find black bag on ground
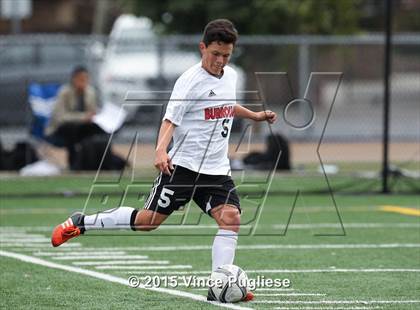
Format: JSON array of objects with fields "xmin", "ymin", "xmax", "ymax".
[
  {"xmin": 71, "ymin": 137, "xmax": 127, "ymax": 171},
  {"xmin": 243, "ymin": 133, "xmax": 291, "ymax": 170},
  {"xmin": 0, "ymin": 140, "xmax": 38, "ymax": 170}
]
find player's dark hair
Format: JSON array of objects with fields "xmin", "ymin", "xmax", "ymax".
[
  {"xmin": 202, "ymin": 19, "xmax": 238, "ymax": 47},
  {"xmin": 71, "ymin": 65, "xmax": 88, "ymax": 78}
]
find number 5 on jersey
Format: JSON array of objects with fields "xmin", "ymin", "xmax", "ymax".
[
  {"xmin": 158, "ymin": 188, "xmax": 175, "ymax": 208},
  {"xmin": 221, "ymin": 119, "xmax": 230, "ymax": 138}
]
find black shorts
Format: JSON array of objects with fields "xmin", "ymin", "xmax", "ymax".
[{"xmin": 144, "ymin": 165, "xmax": 241, "ymax": 216}]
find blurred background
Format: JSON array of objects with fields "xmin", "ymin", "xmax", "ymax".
[{"xmin": 0, "ymin": 0, "xmax": 419, "ymax": 194}]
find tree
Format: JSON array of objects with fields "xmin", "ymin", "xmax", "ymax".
[{"xmin": 131, "ymin": 0, "xmax": 362, "ymax": 35}]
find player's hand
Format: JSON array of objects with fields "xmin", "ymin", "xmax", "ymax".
[
  {"xmin": 154, "ymin": 150, "xmax": 174, "ymax": 175},
  {"xmin": 255, "ymin": 110, "xmax": 277, "ymax": 124}
]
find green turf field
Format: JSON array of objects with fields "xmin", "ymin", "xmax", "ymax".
[{"xmin": 1, "ymin": 173, "xmax": 419, "ymax": 309}]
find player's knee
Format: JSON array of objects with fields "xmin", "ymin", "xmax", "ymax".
[
  {"xmin": 213, "ymin": 205, "xmax": 241, "ymax": 231},
  {"xmin": 226, "ymin": 209, "xmax": 241, "ymax": 226}
]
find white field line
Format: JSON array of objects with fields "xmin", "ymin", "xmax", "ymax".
[
  {"xmin": 191, "ymin": 288, "xmax": 295, "ymax": 291},
  {"xmin": 34, "ymin": 251, "xmax": 127, "ymax": 256},
  {"xmin": 80, "ymin": 222, "xmax": 420, "ymax": 230},
  {"xmin": 136, "ymin": 275, "xmax": 208, "ymax": 279},
  {"xmin": 157, "ymin": 225, "xmax": 252, "ymax": 230},
  {"xmin": 26, "ymin": 243, "xmax": 419, "ymax": 252},
  {"xmin": 0, "ymin": 242, "xmax": 81, "ymax": 248},
  {"xmin": 77, "ymin": 225, "xmax": 251, "ymax": 230},
  {"xmin": 96, "ymin": 265, "xmax": 193, "ymax": 270},
  {"xmin": 273, "ymin": 307, "xmax": 381, "ymax": 310},
  {"xmin": 0, "ymin": 208, "xmax": 76, "ymax": 215},
  {"xmin": 0, "ymin": 205, "xmax": 374, "ymax": 215},
  {"xmin": 10, "ymin": 243, "xmax": 420, "ymax": 253},
  {"xmin": 254, "ymin": 293, "xmax": 326, "ymax": 296},
  {"xmin": 7, "ymin": 243, "xmax": 420, "ymax": 253},
  {"xmin": 246, "ymin": 268, "xmax": 420, "ymax": 273},
  {"xmin": 239, "ymin": 244, "xmax": 420, "ymax": 250},
  {"xmin": 253, "ymin": 300, "xmax": 420, "ymax": 305},
  {"xmin": 0, "ymin": 233, "xmax": 46, "ymax": 238},
  {"xmin": 53, "ymin": 255, "xmax": 149, "ymax": 260},
  {"xmin": 141, "ymin": 276, "xmax": 296, "ymax": 289},
  {"xmin": 0, "ymin": 239, "xmax": 51, "ymax": 243},
  {"xmin": 73, "ymin": 260, "xmax": 169, "ymax": 266},
  {"xmin": 118, "ymin": 270, "xmax": 213, "ymax": 275},
  {"xmin": 254, "ymin": 288, "xmax": 295, "ymax": 291},
  {"xmin": 1, "ymin": 221, "xmax": 419, "ymax": 232},
  {"xmin": 0, "ymin": 227, "xmax": 53, "ymax": 232},
  {"xmin": 273, "ymin": 223, "xmax": 420, "ymax": 229},
  {"xmin": 116, "ymin": 268, "xmax": 420, "ymax": 274},
  {"xmin": 0, "ymin": 250, "xmax": 253, "ymax": 310},
  {"xmin": 145, "ymin": 223, "xmax": 420, "ymax": 230}
]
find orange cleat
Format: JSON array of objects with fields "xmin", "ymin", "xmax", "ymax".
[
  {"xmin": 51, "ymin": 216, "xmax": 81, "ymax": 247},
  {"xmin": 243, "ymin": 291, "xmax": 254, "ymax": 302}
]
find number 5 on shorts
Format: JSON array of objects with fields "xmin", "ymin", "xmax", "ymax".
[{"xmin": 158, "ymin": 188, "xmax": 175, "ymax": 208}]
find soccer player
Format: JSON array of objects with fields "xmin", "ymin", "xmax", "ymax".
[{"xmin": 51, "ymin": 19, "xmax": 276, "ymax": 301}]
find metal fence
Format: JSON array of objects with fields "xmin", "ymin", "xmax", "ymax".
[{"xmin": 1, "ymin": 34, "xmax": 419, "ymax": 187}]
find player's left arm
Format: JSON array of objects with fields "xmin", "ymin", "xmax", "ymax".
[{"xmin": 234, "ymin": 104, "xmax": 277, "ymax": 124}]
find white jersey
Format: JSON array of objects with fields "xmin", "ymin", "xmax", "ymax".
[{"xmin": 163, "ymin": 62, "xmax": 237, "ymax": 175}]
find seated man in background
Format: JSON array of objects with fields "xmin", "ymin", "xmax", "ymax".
[{"xmin": 45, "ymin": 65, "xmax": 106, "ymax": 169}]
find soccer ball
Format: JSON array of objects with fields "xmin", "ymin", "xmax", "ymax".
[{"xmin": 208, "ymin": 264, "xmax": 248, "ymax": 303}]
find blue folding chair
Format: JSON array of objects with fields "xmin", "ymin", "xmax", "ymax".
[{"xmin": 28, "ymin": 83, "xmax": 64, "ymax": 146}]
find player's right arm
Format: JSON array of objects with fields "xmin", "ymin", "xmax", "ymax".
[
  {"xmin": 234, "ymin": 104, "xmax": 277, "ymax": 124},
  {"xmin": 154, "ymin": 119, "xmax": 176, "ymax": 175},
  {"xmin": 156, "ymin": 67, "xmax": 198, "ymax": 175}
]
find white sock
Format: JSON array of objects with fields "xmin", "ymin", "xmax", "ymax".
[
  {"xmin": 84, "ymin": 206, "xmax": 136, "ymax": 231},
  {"xmin": 212, "ymin": 229, "xmax": 238, "ymax": 271}
]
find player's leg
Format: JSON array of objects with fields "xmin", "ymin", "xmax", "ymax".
[
  {"xmin": 51, "ymin": 206, "xmax": 139, "ymax": 247},
  {"xmin": 51, "ymin": 167, "xmax": 191, "ymax": 247},
  {"xmin": 52, "ymin": 205, "xmax": 167, "ymax": 248},
  {"xmin": 206, "ymin": 204, "xmax": 247, "ymax": 301},
  {"xmin": 210, "ymin": 204, "xmax": 241, "ymax": 270},
  {"xmin": 80, "ymin": 207, "xmax": 170, "ymax": 232},
  {"xmin": 210, "ymin": 204, "xmax": 254, "ymax": 302},
  {"xmin": 51, "ymin": 207, "xmax": 171, "ymax": 247},
  {"xmin": 134, "ymin": 166, "xmax": 195, "ymax": 230},
  {"xmin": 193, "ymin": 174, "xmax": 241, "ymax": 271},
  {"xmin": 133, "ymin": 209, "xmax": 169, "ymax": 231},
  {"xmin": 211, "ymin": 204, "xmax": 241, "ymax": 232}
]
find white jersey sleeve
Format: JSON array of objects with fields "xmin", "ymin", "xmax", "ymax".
[{"xmin": 163, "ymin": 69, "xmax": 199, "ymax": 126}]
